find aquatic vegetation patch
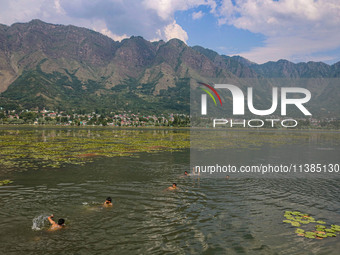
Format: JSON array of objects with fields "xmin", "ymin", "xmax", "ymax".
[
  {"xmin": 0, "ymin": 179, "xmax": 13, "ymax": 186},
  {"xmin": 283, "ymin": 210, "xmax": 340, "ymax": 240},
  {"xmin": 0, "ymin": 129, "xmax": 190, "ymax": 171}
]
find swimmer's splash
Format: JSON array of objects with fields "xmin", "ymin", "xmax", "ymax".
[{"xmin": 32, "ymin": 214, "xmax": 49, "ymax": 231}]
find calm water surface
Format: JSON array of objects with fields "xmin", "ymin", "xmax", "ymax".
[{"xmin": 0, "ymin": 129, "xmax": 339, "ymax": 255}]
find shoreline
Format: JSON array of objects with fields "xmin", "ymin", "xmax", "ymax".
[
  {"xmin": 0, "ymin": 124, "xmax": 339, "ymax": 132},
  {"xmin": 0, "ymin": 124, "xmax": 191, "ymax": 131}
]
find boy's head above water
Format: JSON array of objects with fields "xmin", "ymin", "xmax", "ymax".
[
  {"xmin": 104, "ymin": 197, "xmax": 113, "ymax": 206},
  {"xmin": 58, "ymin": 218, "xmax": 65, "ymax": 226}
]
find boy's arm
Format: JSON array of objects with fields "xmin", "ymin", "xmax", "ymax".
[{"xmin": 48, "ymin": 215, "xmax": 56, "ymax": 225}]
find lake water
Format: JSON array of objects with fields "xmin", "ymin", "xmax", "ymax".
[{"xmin": 0, "ymin": 128, "xmax": 339, "ymax": 255}]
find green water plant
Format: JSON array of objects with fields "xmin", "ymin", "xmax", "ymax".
[
  {"xmin": 291, "ymin": 222, "xmax": 301, "ymax": 227},
  {"xmin": 295, "ymin": 228, "xmax": 304, "ymax": 234},
  {"xmin": 0, "ymin": 179, "xmax": 13, "ymax": 186},
  {"xmin": 326, "ymin": 233, "xmax": 336, "ymax": 237},
  {"xmin": 0, "ymin": 129, "xmax": 190, "ymax": 171},
  {"xmin": 316, "ymin": 233, "xmax": 327, "ymax": 238},
  {"xmin": 331, "ymin": 225, "xmax": 340, "ymax": 232},
  {"xmin": 298, "ymin": 220, "xmax": 310, "ymax": 224},
  {"xmin": 315, "ymin": 225, "xmax": 326, "ymax": 229},
  {"xmin": 283, "ymin": 210, "xmax": 339, "ymax": 240},
  {"xmin": 304, "ymin": 232, "xmax": 317, "ymax": 239}
]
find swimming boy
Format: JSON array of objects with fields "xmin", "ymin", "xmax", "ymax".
[
  {"xmin": 166, "ymin": 183, "xmax": 178, "ymax": 191},
  {"xmin": 180, "ymin": 171, "xmax": 189, "ymax": 178},
  {"xmin": 103, "ymin": 197, "xmax": 113, "ymax": 207},
  {"xmin": 47, "ymin": 214, "xmax": 65, "ymax": 231}
]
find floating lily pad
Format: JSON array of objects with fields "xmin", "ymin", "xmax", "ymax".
[
  {"xmin": 316, "ymin": 228, "xmax": 326, "ymax": 232},
  {"xmin": 316, "ymin": 233, "xmax": 327, "ymax": 238},
  {"xmin": 292, "ymin": 211, "xmax": 302, "ymax": 216},
  {"xmin": 283, "ymin": 210, "xmax": 339, "ymax": 240},
  {"xmin": 295, "ymin": 228, "xmax": 305, "ymax": 233},
  {"xmin": 284, "ymin": 215, "xmax": 295, "ymax": 220},
  {"xmin": 331, "ymin": 225, "xmax": 340, "ymax": 231},
  {"xmin": 304, "ymin": 232, "xmax": 317, "ymax": 239},
  {"xmin": 299, "ymin": 220, "xmax": 310, "ymax": 224},
  {"xmin": 291, "ymin": 222, "xmax": 301, "ymax": 227},
  {"xmin": 315, "ymin": 225, "xmax": 326, "ymax": 229},
  {"xmin": 315, "ymin": 231, "xmax": 326, "ymax": 234},
  {"xmin": 0, "ymin": 180, "xmax": 13, "ymax": 186}
]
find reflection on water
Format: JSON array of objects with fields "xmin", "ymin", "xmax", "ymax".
[{"xmin": 0, "ymin": 129, "xmax": 339, "ymax": 254}]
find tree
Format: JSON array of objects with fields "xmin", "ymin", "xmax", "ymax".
[{"xmin": 61, "ymin": 117, "xmax": 68, "ymax": 123}]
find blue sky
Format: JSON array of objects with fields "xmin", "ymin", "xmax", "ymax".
[
  {"xmin": 175, "ymin": 6, "xmax": 266, "ymax": 57},
  {"xmin": 0, "ymin": 0, "xmax": 339, "ymax": 64}
]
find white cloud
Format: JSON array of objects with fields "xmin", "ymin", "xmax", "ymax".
[
  {"xmin": 142, "ymin": 0, "xmax": 209, "ymax": 20},
  {"xmin": 54, "ymin": 0, "xmax": 65, "ymax": 15},
  {"xmin": 237, "ymin": 36, "xmax": 339, "ymax": 64},
  {"xmin": 109, "ymin": 33, "xmax": 129, "ymax": 42},
  {"xmin": 90, "ymin": 20, "xmax": 129, "ymax": 41},
  {"xmin": 192, "ymin": 10, "xmax": 204, "ymax": 20},
  {"xmin": 161, "ymin": 20, "xmax": 189, "ymax": 42},
  {"xmin": 214, "ymin": 0, "xmax": 340, "ymax": 63},
  {"xmin": 0, "ymin": 0, "xmax": 215, "ymax": 43}
]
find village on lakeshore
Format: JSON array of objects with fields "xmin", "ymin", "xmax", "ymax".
[
  {"xmin": 0, "ymin": 107, "xmax": 190, "ymax": 127},
  {"xmin": 0, "ymin": 107, "xmax": 339, "ymax": 129}
]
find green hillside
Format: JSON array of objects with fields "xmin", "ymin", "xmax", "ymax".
[{"xmin": 0, "ymin": 20, "xmax": 339, "ymax": 117}]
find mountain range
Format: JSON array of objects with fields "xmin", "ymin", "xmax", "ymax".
[{"xmin": 0, "ymin": 19, "xmax": 339, "ymax": 117}]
